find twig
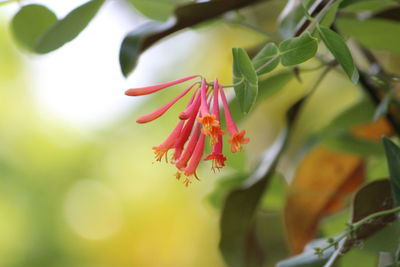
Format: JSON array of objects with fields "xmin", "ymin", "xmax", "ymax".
[
  {"xmin": 359, "ymin": 71, "xmax": 400, "ymax": 135},
  {"xmin": 330, "ymin": 26, "xmax": 400, "ymax": 136},
  {"xmin": 315, "ymin": 206, "xmax": 400, "ymax": 256}
]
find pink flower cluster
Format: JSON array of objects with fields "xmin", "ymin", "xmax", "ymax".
[{"xmin": 125, "ymin": 75, "xmax": 249, "ymax": 186}]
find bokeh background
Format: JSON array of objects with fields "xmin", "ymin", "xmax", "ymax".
[
  {"xmin": 0, "ymin": 1, "xmax": 265, "ymax": 266},
  {"xmin": 1, "ymin": 0, "xmax": 390, "ymax": 266}
]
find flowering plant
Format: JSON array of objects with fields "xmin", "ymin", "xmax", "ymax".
[
  {"xmin": 4, "ymin": 0, "xmax": 400, "ymax": 266},
  {"xmin": 126, "ymin": 75, "xmax": 249, "ymax": 185}
]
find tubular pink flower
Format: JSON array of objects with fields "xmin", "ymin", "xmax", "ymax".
[
  {"xmin": 210, "ymin": 80, "xmax": 225, "ymax": 143},
  {"xmin": 136, "ymin": 82, "xmax": 197, "ymax": 124},
  {"xmin": 126, "ymin": 74, "xmax": 251, "ymax": 186},
  {"xmin": 199, "ymin": 79, "xmax": 210, "ymax": 116},
  {"xmin": 204, "ymin": 81, "xmax": 226, "ymax": 170},
  {"xmin": 212, "ymin": 79, "xmax": 221, "ymax": 118},
  {"xmin": 125, "ymin": 75, "xmax": 199, "ymax": 96},
  {"xmin": 219, "ymin": 86, "xmax": 238, "ymax": 135},
  {"xmin": 173, "ymin": 100, "xmax": 201, "ymax": 160},
  {"xmin": 186, "ymin": 88, "xmax": 198, "ymax": 106},
  {"xmin": 174, "ymin": 123, "xmax": 201, "ymax": 170},
  {"xmin": 228, "ymin": 130, "xmax": 250, "ymax": 153},
  {"xmin": 152, "ymin": 120, "xmax": 185, "ymax": 162},
  {"xmin": 204, "ymin": 136, "xmax": 226, "ymax": 171},
  {"xmin": 173, "ymin": 116, "xmax": 197, "ymax": 160},
  {"xmin": 182, "ymin": 133, "xmax": 206, "ymax": 186},
  {"xmin": 179, "ymin": 90, "xmax": 201, "ymax": 120},
  {"xmin": 219, "ymin": 86, "xmax": 250, "ymax": 153},
  {"xmin": 197, "ymin": 79, "xmax": 224, "ymax": 144}
]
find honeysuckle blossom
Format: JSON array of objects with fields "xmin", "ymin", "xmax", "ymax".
[
  {"xmin": 197, "ymin": 79, "xmax": 224, "ymax": 145},
  {"xmin": 220, "ymin": 86, "xmax": 250, "ymax": 153},
  {"xmin": 204, "ymin": 79, "xmax": 226, "ymax": 171},
  {"xmin": 125, "ymin": 75, "xmax": 250, "ymax": 186}
]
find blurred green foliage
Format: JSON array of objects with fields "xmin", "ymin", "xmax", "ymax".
[
  {"xmin": 2, "ymin": 0, "xmax": 400, "ymax": 266},
  {"xmin": 0, "ymin": 19, "xmax": 228, "ymax": 267}
]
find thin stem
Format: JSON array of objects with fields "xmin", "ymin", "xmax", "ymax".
[
  {"xmin": 298, "ymin": 62, "xmax": 328, "ymax": 72},
  {"xmin": 352, "ymin": 206, "xmax": 400, "ymax": 229},
  {"xmin": 315, "ymin": 232, "xmax": 347, "ymax": 256},
  {"xmin": 208, "ymin": 77, "xmax": 245, "ymax": 88},
  {"xmin": 359, "ymin": 72, "xmax": 400, "ymax": 135},
  {"xmin": 301, "ymin": 2, "xmax": 316, "ymax": 22},
  {"xmin": 296, "ymin": 0, "xmax": 337, "ymax": 36},
  {"xmin": 323, "ymin": 239, "xmax": 346, "ymax": 267},
  {"xmin": 255, "ymin": 54, "xmax": 279, "ymax": 74},
  {"xmin": 257, "ymin": 51, "xmax": 332, "ymax": 77},
  {"xmin": 310, "ymin": 65, "xmax": 335, "ymax": 94},
  {"xmin": 353, "ymin": 43, "xmax": 400, "ymax": 135},
  {"xmin": 316, "ymin": 206, "xmax": 400, "ymax": 255},
  {"xmin": 311, "ymin": 0, "xmax": 336, "ymax": 30},
  {"xmin": 287, "ymin": 64, "xmax": 333, "ymax": 127},
  {"xmin": 250, "ymin": 0, "xmax": 338, "ymax": 82}
]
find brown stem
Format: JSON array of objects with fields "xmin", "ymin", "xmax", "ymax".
[
  {"xmin": 358, "ymin": 72, "xmax": 400, "ymax": 135},
  {"xmin": 330, "ymin": 24, "xmax": 400, "ymax": 136},
  {"xmin": 355, "ymin": 45, "xmax": 400, "ymax": 135}
]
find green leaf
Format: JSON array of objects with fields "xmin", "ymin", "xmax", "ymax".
[
  {"xmin": 207, "ymin": 173, "xmax": 247, "ymax": 209},
  {"xmin": 323, "ymin": 97, "xmax": 375, "ymax": 132},
  {"xmin": 317, "ymin": 25, "xmax": 359, "ymax": 83},
  {"xmin": 260, "ymin": 173, "xmax": 287, "ymax": 210},
  {"xmin": 336, "ymin": 18, "xmax": 400, "ymax": 55},
  {"xmin": 219, "ymin": 71, "xmax": 294, "ymax": 128},
  {"xmin": 119, "ymin": 22, "xmax": 166, "ymax": 77},
  {"xmin": 220, "ymin": 176, "xmax": 269, "ymax": 267},
  {"xmin": 281, "ymin": 180, "xmax": 397, "ymax": 266},
  {"xmin": 344, "ymin": 179, "xmax": 396, "ymax": 250},
  {"xmin": 279, "ymin": 32, "xmax": 318, "ymax": 66},
  {"xmin": 338, "ymin": 222, "xmax": 400, "ymax": 267},
  {"xmin": 128, "ymin": 0, "xmax": 175, "ymax": 21},
  {"xmin": 319, "ymin": 0, "xmax": 342, "ymax": 28},
  {"xmin": 35, "ymin": 0, "xmax": 105, "ymax": 53},
  {"xmin": 232, "ymin": 48, "xmax": 258, "ymax": 114},
  {"xmin": 278, "ymin": 0, "xmax": 314, "ymax": 39},
  {"xmin": 322, "ymin": 133, "xmax": 384, "ymax": 157},
  {"xmin": 258, "ymin": 71, "xmax": 294, "ymax": 101},
  {"xmin": 252, "ymin": 43, "xmax": 280, "ymax": 75},
  {"xmin": 220, "ymin": 130, "xmax": 287, "ymax": 267},
  {"xmin": 340, "ymin": 0, "xmax": 397, "ymax": 12},
  {"xmin": 299, "ymin": 0, "xmax": 313, "ymax": 20},
  {"xmin": 11, "ymin": 4, "xmax": 57, "ymax": 51},
  {"xmin": 373, "ymin": 91, "xmax": 394, "ymax": 121},
  {"xmin": 254, "ymin": 211, "xmax": 290, "ymax": 266},
  {"xmin": 302, "ymin": 97, "xmax": 375, "ymax": 161},
  {"xmin": 382, "ymin": 137, "xmax": 400, "ymax": 207}
]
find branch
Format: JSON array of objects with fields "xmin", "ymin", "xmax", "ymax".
[
  {"xmin": 141, "ymin": 0, "xmax": 266, "ymax": 51},
  {"xmin": 315, "ymin": 206, "xmax": 400, "ymax": 256},
  {"xmin": 120, "ymin": 0, "xmax": 268, "ymax": 76},
  {"xmin": 356, "ymin": 48, "xmax": 400, "ymax": 135}
]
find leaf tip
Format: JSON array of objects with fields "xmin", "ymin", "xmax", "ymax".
[
  {"xmin": 382, "ymin": 136, "xmax": 394, "ymax": 147},
  {"xmin": 351, "ymin": 69, "xmax": 359, "ymax": 84}
]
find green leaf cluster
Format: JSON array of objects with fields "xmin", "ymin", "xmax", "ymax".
[
  {"xmin": 252, "ymin": 32, "xmax": 319, "ymax": 76},
  {"xmin": 232, "ymin": 47, "xmax": 259, "ymax": 114},
  {"xmin": 233, "ymin": 33, "xmax": 319, "ymax": 113},
  {"xmin": 11, "ymin": 0, "xmax": 105, "ymax": 53}
]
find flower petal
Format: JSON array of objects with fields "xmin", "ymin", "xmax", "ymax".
[
  {"xmin": 125, "ymin": 75, "xmax": 199, "ymax": 96},
  {"xmin": 136, "ymin": 82, "xmax": 197, "ymax": 123}
]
